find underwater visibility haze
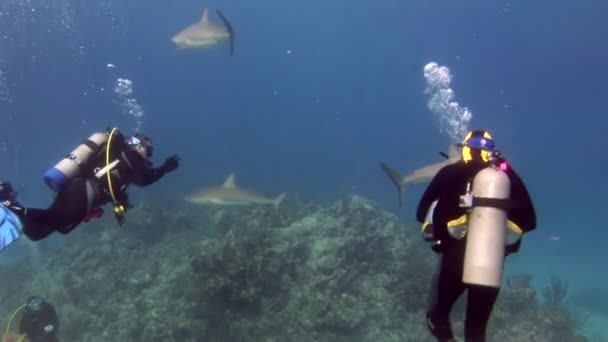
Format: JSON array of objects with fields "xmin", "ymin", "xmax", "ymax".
[{"xmin": 0, "ymin": 0, "xmax": 607, "ymax": 340}]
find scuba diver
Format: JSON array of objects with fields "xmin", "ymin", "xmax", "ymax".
[
  {"xmin": 416, "ymin": 130, "xmax": 536, "ymax": 342},
  {"xmin": 3, "ymin": 128, "xmax": 180, "ymax": 241},
  {"xmin": 2, "ymin": 295, "xmax": 59, "ymax": 342}
]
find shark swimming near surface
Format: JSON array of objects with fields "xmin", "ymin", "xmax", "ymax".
[
  {"xmin": 185, "ymin": 174, "xmax": 286, "ymax": 208},
  {"xmin": 380, "ymin": 145, "xmax": 461, "ymax": 207},
  {"xmin": 172, "ymin": 8, "xmax": 235, "ymax": 56}
]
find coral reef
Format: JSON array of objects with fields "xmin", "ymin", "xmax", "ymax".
[{"xmin": 0, "ymin": 195, "xmax": 587, "ymax": 341}]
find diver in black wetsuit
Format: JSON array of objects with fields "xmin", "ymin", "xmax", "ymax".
[
  {"xmin": 2, "ymin": 296, "xmax": 59, "ymax": 342},
  {"xmin": 416, "ymin": 130, "xmax": 536, "ymax": 342},
  {"xmin": 5, "ymin": 128, "xmax": 180, "ymax": 241},
  {"xmin": 19, "ymin": 296, "xmax": 60, "ymax": 342}
]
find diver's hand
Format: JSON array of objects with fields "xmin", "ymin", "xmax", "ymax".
[
  {"xmin": 161, "ymin": 154, "xmax": 180, "ymax": 173},
  {"xmin": 430, "ymin": 240, "xmax": 443, "ymax": 254}
]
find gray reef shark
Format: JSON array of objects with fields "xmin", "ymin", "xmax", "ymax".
[
  {"xmin": 186, "ymin": 174, "xmax": 286, "ymax": 208},
  {"xmin": 172, "ymin": 8, "xmax": 235, "ymax": 56},
  {"xmin": 380, "ymin": 145, "xmax": 461, "ymax": 207}
]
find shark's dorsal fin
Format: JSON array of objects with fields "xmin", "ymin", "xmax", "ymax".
[
  {"xmin": 223, "ymin": 174, "xmax": 237, "ymax": 188},
  {"xmin": 200, "ymin": 8, "xmax": 209, "ymax": 24}
]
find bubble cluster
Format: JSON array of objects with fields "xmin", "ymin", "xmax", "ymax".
[
  {"xmin": 423, "ymin": 62, "xmax": 472, "ymax": 142},
  {"xmin": 114, "ymin": 77, "xmax": 144, "ymax": 131},
  {"xmin": 114, "ymin": 78, "xmax": 133, "ymax": 96}
]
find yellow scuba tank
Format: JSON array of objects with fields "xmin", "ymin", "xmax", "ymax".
[{"xmin": 43, "ymin": 132, "xmax": 109, "ymax": 192}]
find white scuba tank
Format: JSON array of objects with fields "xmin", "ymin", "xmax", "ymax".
[
  {"xmin": 43, "ymin": 132, "xmax": 109, "ymax": 192},
  {"xmin": 462, "ymin": 166, "xmax": 511, "ymax": 287}
]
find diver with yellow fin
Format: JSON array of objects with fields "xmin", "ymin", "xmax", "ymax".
[
  {"xmin": 3, "ymin": 127, "xmax": 180, "ymax": 241},
  {"xmin": 416, "ymin": 130, "xmax": 536, "ymax": 342}
]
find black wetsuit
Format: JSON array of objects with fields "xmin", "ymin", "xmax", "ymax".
[
  {"xmin": 416, "ymin": 159, "xmax": 536, "ymax": 342},
  {"xmin": 21, "ymin": 136, "xmax": 173, "ymax": 241},
  {"xmin": 19, "ymin": 300, "xmax": 59, "ymax": 342}
]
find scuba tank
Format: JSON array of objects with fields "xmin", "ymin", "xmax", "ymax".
[
  {"xmin": 461, "ymin": 164, "xmax": 511, "ymax": 288},
  {"xmin": 43, "ymin": 132, "xmax": 109, "ymax": 192}
]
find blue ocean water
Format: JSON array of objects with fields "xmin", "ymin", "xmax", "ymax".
[{"xmin": 1, "ymin": 0, "xmax": 607, "ymax": 339}]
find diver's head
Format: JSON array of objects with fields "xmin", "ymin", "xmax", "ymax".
[
  {"xmin": 0, "ymin": 181, "xmax": 17, "ymax": 203},
  {"xmin": 458, "ymin": 130, "xmax": 495, "ymax": 163},
  {"xmin": 26, "ymin": 295, "xmax": 45, "ymax": 312},
  {"xmin": 126, "ymin": 133, "xmax": 154, "ymax": 158}
]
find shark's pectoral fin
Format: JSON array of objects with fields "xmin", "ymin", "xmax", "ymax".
[
  {"xmin": 216, "ymin": 9, "xmax": 235, "ymax": 56},
  {"xmin": 380, "ymin": 161, "xmax": 406, "ymax": 207}
]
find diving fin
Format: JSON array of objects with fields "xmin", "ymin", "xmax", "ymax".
[{"xmin": 0, "ymin": 204, "xmax": 23, "ymax": 252}]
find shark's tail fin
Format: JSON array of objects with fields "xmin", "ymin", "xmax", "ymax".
[
  {"xmin": 216, "ymin": 9, "xmax": 235, "ymax": 56},
  {"xmin": 380, "ymin": 161, "xmax": 406, "ymax": 207},
  {"xmin": 273, "ymin": 193, "xmax": 287, "ymax": 209}
]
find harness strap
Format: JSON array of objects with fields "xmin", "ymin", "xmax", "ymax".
[
  {"xmin": 81, "ymin": 139, "xmax": 99, "ymax": 151},
  {"xmin": 472, "ymin": 197, "xmax": 524, "ymax": 210}
]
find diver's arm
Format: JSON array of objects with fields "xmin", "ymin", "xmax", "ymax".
[
  {"xmin": 416, "ymin": 168, "xmax": 446, "ymax": 223},
  {"xmin": 119, "ymin": 147, "xmax": 164, "ymax": 186},
  {"xmin": 139, "ymin": 167, "xmax": 168, "ymax": 186},
  {"xmin": 122, "ymin": 148, "xmax": 179, "ymax": 186},
  {"xmin": 506, "ymin": 166, "xmax": 537, "ymax": 232},
  {"xmin": 141, "ymin": 155, "xmax": 180, "ymax": 185}
]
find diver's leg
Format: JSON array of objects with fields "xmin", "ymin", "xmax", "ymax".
[
  {"xmin": 21, "ymin": 220, "xmax": 55, "ymax": 241},
  {"xmin": 21, "ymin": 179, "xmax": 88, "ymax": 236},
  {"xmin": 464, "ymin": 285, "xmax": 500, "ymax": 342},
  {"xmin": 426, "ymin": 246, "xmax": 466, "ymax": 341}
]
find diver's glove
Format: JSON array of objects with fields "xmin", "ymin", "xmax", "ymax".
[{"xmin": 160, "ymin": 154, "xmax": 180, "ymax": 173}]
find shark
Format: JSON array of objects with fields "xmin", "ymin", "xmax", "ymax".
[
  {"xmin": 380, "ymin": 145, "xmax": 461, "ymax": 207},
  {"xmin": 172, "ymin": 8, "xmax": 235, "ymax": 56},
  {"xmin": 185, "ymin": 174, "xmax": 286, "ymax": 208}
]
